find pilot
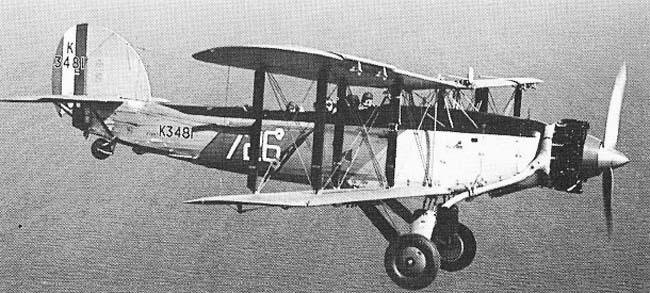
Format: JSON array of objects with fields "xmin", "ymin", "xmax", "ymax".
[
  {"xmin": 382, "ymin": 89, "xmax": 390, "ymax": 101},
  {"xmin": 286, "ymin": 101, "xmax": 303, "ymax": 113},
  {"xmin": 345, "ymin": 94, "xmax": 360, "ymax": 111},
  {"xmin": 325, "ymin": 98, "xmax": 337, "ymax": 114},
  {"xmin": 359, "ymin": 92, "xmax": 375, "ymax": 111}
]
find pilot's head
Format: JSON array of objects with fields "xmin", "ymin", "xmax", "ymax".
[
  {"xmin": 286, "ymin": 101, "xmax": 297, "ymax": 113},
  {"xmin": 360, "ymin": 92, "xmax": 374, "ymax": 109},
  {"xmin": 326, "ymin": 98, "xmax": 337, "ymax": 113}
]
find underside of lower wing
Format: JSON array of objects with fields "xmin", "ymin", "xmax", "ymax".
[
  {"xmin": 185, "ymin": 161, "xmax": 543, "ymax": 208},
  {"xmin": 185, "ymin": 185, "xmax": 450, "ymax": 207}
]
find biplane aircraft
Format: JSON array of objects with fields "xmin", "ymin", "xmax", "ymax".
[{"xmin": 2, "ymin": 24, "xmax": 630, "ymax": 290}]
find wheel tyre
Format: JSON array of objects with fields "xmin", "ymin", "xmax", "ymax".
[
  {"xmin": 384, "ymin": 233, "xmax": 440, "ymax": 290},
  {"xmin": 434, "ymin": 222, "xmax": 476, "ymax": 272},
  {"xmin": 91, "ymin": 139, "xmax": 113, "ymax": 160}
]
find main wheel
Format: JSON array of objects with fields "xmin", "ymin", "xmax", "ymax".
[
  {"xmin": 384, "ymin": 233, "xmax": 440, "ymax": 290},
  {"xmin": 433, "ymin": 222, "xmax": 476, "ymax": 272},
  {"xmin": 91, "ymin": 138, "xmax": 114, "ymax": 160}
]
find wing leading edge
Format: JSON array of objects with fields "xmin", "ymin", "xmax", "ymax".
[
  {"xmin": 185, "ymin": 155, "xmax": 544, "ymax": 208},
  {"xmin": 185, "ymin": 186, "xmax": 450, "ymax": 207}
]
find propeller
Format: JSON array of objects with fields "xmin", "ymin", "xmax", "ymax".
[{"xmin": 600, "ymin": 63, "xmax": 627, "ymax": 236}]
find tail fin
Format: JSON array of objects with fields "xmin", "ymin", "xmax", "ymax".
[{"xmin": 51, "ymin": 23, "xmax": 151, "ymax": 101}]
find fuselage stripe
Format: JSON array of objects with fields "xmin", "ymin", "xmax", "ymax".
[{"xmin": 73, "ymin": 23, "xmax": 88, "ymax": 95}]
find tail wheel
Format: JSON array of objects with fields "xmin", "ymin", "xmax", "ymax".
[
  {"xmin": 384, "ymin": 233, "xmax": 440, "ymax": 290},
  {"xmin": 433, "ymin": 222, "xmax": 476, "ymax": 272},
  {"xmin": 91, "ymin": 138, "xmax": 114, "ymax": 160}
]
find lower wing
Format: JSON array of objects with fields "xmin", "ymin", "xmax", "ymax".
[{"xmin": 185, "ymin": 159, "xmax": 542, "ymax": 208}]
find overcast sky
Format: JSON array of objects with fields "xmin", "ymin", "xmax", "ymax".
[{"xmin": 1, "ymin": 0, "xmax": 647, "ymax": 121}]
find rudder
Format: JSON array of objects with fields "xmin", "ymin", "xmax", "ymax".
[{"xmin": 51, "ymin": 23, "xmax": 151, "ymax": 101}]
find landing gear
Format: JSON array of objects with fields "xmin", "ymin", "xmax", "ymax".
[
  {"xmin": 361, "ymin": 200, "xmax": 476, "ymax": 290},
  {"xmin": 432, "ymin": 206, "xmax": 477, "ymax": 272},
  {"xmin": 91, "ymin": 138, "xmax": 115, "ymax": 160},
  {"xmin": 384, "ymin": 233, "xmax": 440, "ymax": 290}
]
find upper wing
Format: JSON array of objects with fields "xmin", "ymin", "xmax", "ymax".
[
  {"xmin": 471, "ymin": 77, "xmax": 543, "ymax": 89},
  {"xmin": 192, "ymin": 45, "xmax": 465, "ymax": 90},
  {"xmin": 1, "ymin": 94, "xmax": 126, "ymax": 103}
]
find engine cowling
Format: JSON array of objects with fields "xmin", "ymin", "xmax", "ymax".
[{"xmin": 549, "ymin": 119, "xmax": 589, "ymax": 193}]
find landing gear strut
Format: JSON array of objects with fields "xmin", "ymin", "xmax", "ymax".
[{"xmin": 91, "ymin": 138, "xmax": 115, "ymax": 160}]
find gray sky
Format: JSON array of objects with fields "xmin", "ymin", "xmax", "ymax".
[{"xmin": 1, "ymin": 0, "xmax": 648, "ymax": 122}]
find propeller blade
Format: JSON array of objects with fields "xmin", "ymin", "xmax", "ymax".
[
  {"xmin": 468, "ymin": 67, "xmax": 475, "ymax": 84},
  {"xmin": 603, "ymin": 64, "xmax": 626, "ymax": 149},
  {"xmin": 602, "ymin": 167, "xmax": 613, "ymax": 236}
]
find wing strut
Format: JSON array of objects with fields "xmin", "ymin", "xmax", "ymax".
[
  {"xmin": 513, "ymin": 85, "xmax": 523, "ymax": 117},
  {"xmin": 385, "ymin": 78, "xmax": 403, "ymax": 187},
  {"xmin": 332, "ymin": 80, "xmax": 348, "ymax": 187},
  {"xmin": 247, "ymin": 69, "xmax": 265, "ymax": 193},
  {"xmin": 310, "ymin": 65, "xmax": 329, "ymax": 191},
  {"xmin": 474, "ymin": 88, "xmax": 489, "ymax": 113}
]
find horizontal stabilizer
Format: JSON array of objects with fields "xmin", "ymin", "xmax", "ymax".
[
  {"xmin": 0, "ymin": 95, "xmax": 126, "ymax": 103},
  {"xmin": 185, "ymin": 186, "xmax": 450, "ymax": 208}
]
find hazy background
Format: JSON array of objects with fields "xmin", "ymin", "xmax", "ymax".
[{"xmin": 0, "ymin": 1, "xmax": 648, "ymax": 292}]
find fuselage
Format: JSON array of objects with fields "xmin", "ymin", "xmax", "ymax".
[{"xmin": 99, "ymin": 100, "xmax": 546, "ymax": 191}]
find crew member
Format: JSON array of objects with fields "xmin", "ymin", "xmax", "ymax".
[
  {"xmin": 359, "ymin": 92, "xmax": 375, "ymax": 111},
  {"xmin": 325, "ymin": 98, "xmax": 337, "ymax": 114}
]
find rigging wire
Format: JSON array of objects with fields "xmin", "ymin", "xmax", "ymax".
[
  {"xmin": 444, "ymin": 94, "xmax": 455, "ymax": 129},
  {"xmin": 404, "ymin": 91, "xmax": 430, "ymax": 183},
  {"xmin": 324, "ymin": 90, "xmax": 387, "ymax": 190},
  {"xmin": 501, "ymin": 89, "xmax": 517, "ymax": 115},
  {"xmin": 430, "ymin": 98, "xmax": 439, "ymax": 187},
  {"xmin": 488, "ymin": 90, "xmax": 499, "ymax": 114},
  {"xmin": 348, "ymin": 98, "xmax": 388, "ymax": 186},
  {"xmin": 300, "ymin": 80, "xmax": 316, "ymax": 105},
  {"xmin": 263, "ymin": 73, "xmax": 313, "ymax": 189},
  {"xmin": 457, "ymin": 90, "xmax": 480, "ymax": 112},
  {"xmin": 448, "ymin": 96, "xmax": 479, "ymax": 129},
  {"xmin": 225, "ymin": 66, "xmax": 231, "ymax": 106}
]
